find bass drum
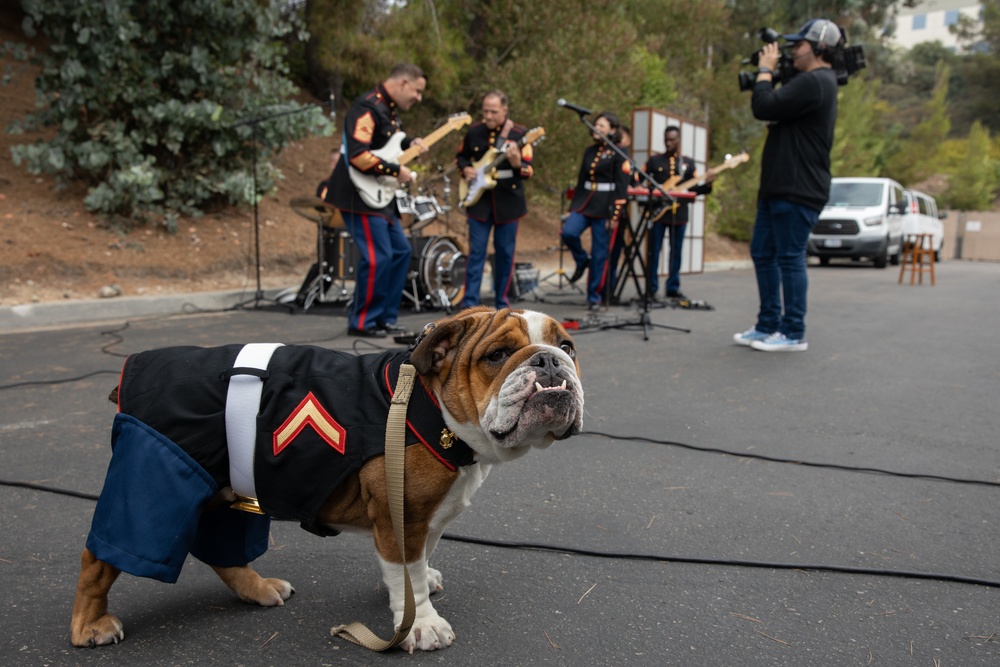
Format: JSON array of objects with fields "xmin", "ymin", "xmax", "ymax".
[{"xmin": 406, "ymin": 235, "xmax": 466, "ymax": 310}]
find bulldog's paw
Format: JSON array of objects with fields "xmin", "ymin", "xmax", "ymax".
[
  {"xmin": 249, "ymin": 577, "xmax": 295, "ymax": 607},
  {"xmin": 214, "ymin": 564, "xmax": 295, "ymax": 607},
  {"xmin": 399, "ymin": 612, "xmax": 455, "ymax": 653},
  {"xmin": 71, "ymin": 613, "xmax": 124, "ymax": 647},
  {"xmin": 426, "ymin": 566, "xmax": 444, "ymax": 593}
]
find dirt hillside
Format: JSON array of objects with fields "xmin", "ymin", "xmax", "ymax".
[{"xmin": 0, "ymin": 14, "xmax": 747, "ymax": 308}]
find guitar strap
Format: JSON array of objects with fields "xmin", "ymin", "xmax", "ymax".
[{"xmin": 497, "ymin": 119, "xmax": 514, "ymax": 151}]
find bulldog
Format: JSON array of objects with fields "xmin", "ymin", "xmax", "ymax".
[{"xmin": 70, "ymin": 307, "xmax": 583, "ymax": 653}]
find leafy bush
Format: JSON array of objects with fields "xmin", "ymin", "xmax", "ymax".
[{"xmin": 9, "ymin": 0, "xmax": 331, "ymax": 230}]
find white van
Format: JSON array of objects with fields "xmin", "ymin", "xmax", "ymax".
[
  {"xmin": 808, "ymin": 177, "xmax": 906, "ymax": 269},
  {"xmin": 902, "ymin": 189, "xmax": 946, "ymax": 261}
]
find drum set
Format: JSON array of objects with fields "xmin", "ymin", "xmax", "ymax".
[{"xmin": 287, "ymin": 177, "xmax": 466, "ymax": 313}]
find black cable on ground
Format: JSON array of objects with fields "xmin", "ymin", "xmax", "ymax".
[
  {"xmin": 583, "ymin": 430, "xmax": 1000, "ymax": 489},
  {"xmin": 3, "ymin": 476, "xmax": 1000, "ymax": 590},
  {"xmin": 440, "ymin": 533, "xmax": 1000, "ymax": 589}
]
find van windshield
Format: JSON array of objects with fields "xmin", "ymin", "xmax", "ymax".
[{"xmin": 826, "ymin": 182, "xmax": 884, "ymax": 207}]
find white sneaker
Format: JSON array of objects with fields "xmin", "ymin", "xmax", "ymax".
[
  {"xmin": 750, "ymin": 332, "xmax": 808, "ymax": 352},
  {"xmin": 733, "ymin": 327, "xmax": 770, "ymax": 347}
]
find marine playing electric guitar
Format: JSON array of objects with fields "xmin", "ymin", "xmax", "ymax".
[
  {"xmin": 650, "ymin": 151, "xmax": 749, "ymax": 222},
  {"xmin": 458, "ymin": 127, "xmax": 545, "ymax": 208},
  {"xmin": 349, "ymin": 112, "xmax": 472, "ymax": 209}
]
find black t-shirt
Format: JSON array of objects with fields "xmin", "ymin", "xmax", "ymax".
[{"xmin": 752, "ymin": 67, "xmax": 838, "ymax": 212}]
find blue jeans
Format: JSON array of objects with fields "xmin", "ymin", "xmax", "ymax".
[{"xmin": 750, "ymin": 198, "xmax": 819, "ymax": 340}]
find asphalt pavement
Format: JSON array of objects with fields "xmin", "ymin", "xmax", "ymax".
[{"xmin": 2, "ymin": 259, "xmax": 999, "ymax": 666}]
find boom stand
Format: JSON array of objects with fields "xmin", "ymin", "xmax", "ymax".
[
  {"xmin": 231, "ymin": 105, "xmax": 319, "ymax": 311},
  {"xmin": 566, "ymin": 109, "xmax": 688, "ymax": 340}
]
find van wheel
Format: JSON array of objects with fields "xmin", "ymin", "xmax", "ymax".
[{"xmin": 873, "ymin": 242, "xmax": 888, "ymax": 269}]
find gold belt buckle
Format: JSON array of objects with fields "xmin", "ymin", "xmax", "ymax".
[{"xmin": 231, "ymin": 494, "xmax": 265, "ymax": 515}]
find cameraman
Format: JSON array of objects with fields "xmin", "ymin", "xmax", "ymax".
[{"xmin": 734, "ymin": 19, "xmax": 842, "ymax": 353}]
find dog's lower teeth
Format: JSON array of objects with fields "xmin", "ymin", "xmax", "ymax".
[{"xmin": 535, "ymin": 380, "xmax": 569, "ymax": 393}]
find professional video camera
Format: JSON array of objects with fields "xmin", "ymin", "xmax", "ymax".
[{"xmin": 737, "ymin": 23, "xmax": 866, "ymax": 92}]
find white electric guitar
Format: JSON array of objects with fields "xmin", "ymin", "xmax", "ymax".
[
  {"xmin": 349, "ymin": 112, "xmax": 472, "ymax": 209},
  {"xmin": 458, "ymin": 126, "xmax": 545, "ymax": 208}
]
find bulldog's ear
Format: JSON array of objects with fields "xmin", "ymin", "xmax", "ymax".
[{"xmin": 410, "ymin": 317, "xmax": 468, "ymax": 376}]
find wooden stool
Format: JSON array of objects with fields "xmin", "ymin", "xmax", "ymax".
[{"xmin": 898, "ymin": 233, "xmax": 935, "ymax": 285}]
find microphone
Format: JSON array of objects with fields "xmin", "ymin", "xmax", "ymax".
[{"xmin": 557, "ymin": 99, "xmax": 592, "ymax": 115}]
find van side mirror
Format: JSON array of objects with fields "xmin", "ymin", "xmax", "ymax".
[
  {"xmin": 889, "ymin": 203, "xmax": 904, "ymax": 215},
  {"xmin": 938, "ymin": 210, "xmax": 948, "ymax": 219}
]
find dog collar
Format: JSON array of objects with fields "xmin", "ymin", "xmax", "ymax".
[{"xmin": 384, "ymin": 355, "xmax": 475, "ymax": 470}]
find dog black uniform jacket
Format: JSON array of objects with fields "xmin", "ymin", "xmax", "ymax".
[{"xmin": 86, "ymin": 344, "xmax": 474, "ymax": 584}]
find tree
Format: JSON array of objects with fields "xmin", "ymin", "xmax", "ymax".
[
  {"xmin": 10, "ymin": 0, "xmax": 330, "ymax": 229},
  {"xmin": 830, "ymin": 74, "xmax": 894, "ymax": 176},
  {"xmin": 943, "ymin": 121, "xmax": 998, "ymax": 210},
  {"xmin": 884, "ymin": 61, "xmax": 951, "ymax": 186}
]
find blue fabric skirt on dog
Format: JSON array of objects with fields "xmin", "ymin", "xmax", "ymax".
[{"xmin": 86, "ymin": 413, "xmax": 270, "ymax": 583}]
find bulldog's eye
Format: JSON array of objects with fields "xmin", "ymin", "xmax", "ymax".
[
  {"xmin": 560, "ymin": 342, "xmax": 576, "ymax": 359},
  {"xmin": 485, "ymin": 348, "xmax": 511, "ymax": 364}
]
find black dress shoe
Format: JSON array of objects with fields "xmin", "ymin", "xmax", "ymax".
[
  {"xmin": 588, "ymin": 302, "xmax": 602, "ymax": 312},
  {"xmin": 569, "ymin": 259, "xmax": 589, "ymax": 284},
  {"xmin": 347, "ymin": 327, "xmax": 387, "ymax": 338},
  {"xmin": 666, "ymin": 290, "xmax": 688, "ymax": 300},
  {"xmin": 378, "ymin": 322, "xmax": 410, "ymax": 334}
]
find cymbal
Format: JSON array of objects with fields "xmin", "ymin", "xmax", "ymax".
[{"xmin": 290, "ymin": 196, "xmax": 341, "ymax": 226}]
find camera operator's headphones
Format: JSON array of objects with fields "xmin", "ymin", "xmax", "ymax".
[
  {"xmin": 785, "ymin": 19, "xmax": 846, "ymax": 57},
  {"xmin": 811, "ymin": 21, "xmax": 830, "ymax": 55}
]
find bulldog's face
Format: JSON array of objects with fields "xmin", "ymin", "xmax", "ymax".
[{"xmin": 410, "ymin": 307, "xmax": 584, "ymax": 463}]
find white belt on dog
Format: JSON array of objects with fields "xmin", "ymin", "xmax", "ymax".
[
  {"xmin": 495, "ymin": 169, "xmax": 514, "ymax": 179},
  {"xmin": 584, "ymin": 181, "xmax": 615, "ymax": 192},
  {"xmin": 225, "ymin": 343, "xmax": 284, "ymax": 503}
]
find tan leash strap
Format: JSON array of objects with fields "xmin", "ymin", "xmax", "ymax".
[{"xmin": 332, "ymin": 363, "xmax": 418, "ymax": 651}]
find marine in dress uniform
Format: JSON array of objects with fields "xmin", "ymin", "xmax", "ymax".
[
  {"xmin": 456, "ymin": 91, "xmax": 534, "ymax": 309},
  {"xmin": 560, "ymin": 112, "xmax": 631, "ymax": 309},
  {"xmin": 644, "ymin": 126, "xmax": 714, "ymax": 300},
  {"xmin": 325, "ymin": 64, "xmax": 427, "ymax": 337}
]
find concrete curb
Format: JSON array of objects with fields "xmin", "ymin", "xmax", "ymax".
[
  {"xmin": 0, "ymin": 286, "xmax": 295, "ymax": 334},
  {"xmin": 1, "ymin": 261, "xmax": 753, "ymax": 334}
]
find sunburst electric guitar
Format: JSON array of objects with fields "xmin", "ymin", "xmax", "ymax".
[
  {"xmin": 650, "ymin": 152, "xmax": 750, "ymax": 222},
  {"xmin": 349, "ymin": 112, "xmax": 472, "ymax": 209},
  {"xmin": 458, "ymin": 126, "xmax": 546, "ymax": 208}
]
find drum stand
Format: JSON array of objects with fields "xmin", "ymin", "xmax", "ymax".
[
  {"xmin": 302, "ymin": 223, "xmax": 354, "ymax": 311},
  {"xmin": 400, "ymin": 174, "xmax": 466, "ymax": 313}
]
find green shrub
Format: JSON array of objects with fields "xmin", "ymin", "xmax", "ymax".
[{"xmin": 9, "ymin": 0, "xmax": 331, "ymax": 230}]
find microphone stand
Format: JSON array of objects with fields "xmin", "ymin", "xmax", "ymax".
[
  {"xmin": 567, "ymin": 109, "xmax": 688, "ymax": 341},
  {"xmin": 230, "ymin": 104, "xmax": 323, "ymax": 312}
]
